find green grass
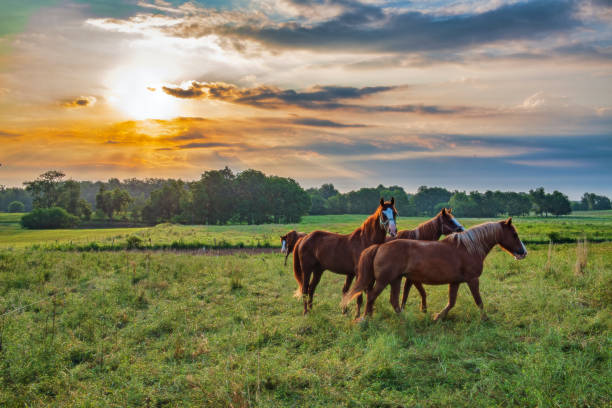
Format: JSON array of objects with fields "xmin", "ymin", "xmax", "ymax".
[
  {"xmin": 0, "ymin": 241, "xmax": 610, "ymax": 406},
  {"xmin": 1, "ymin": 211, "xmax": 611, "ymax": 250}
]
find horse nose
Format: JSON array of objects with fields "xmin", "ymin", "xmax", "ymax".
[{"xmin": 458, "ymin": 226, "xmax": 465, "ymax": 232}]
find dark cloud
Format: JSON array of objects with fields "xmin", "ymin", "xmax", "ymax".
[
  {"xmin": 62, "ymin": 96, "xmax": 96, "ymax": 108},
  {"xmin": 162, "ymin": 81, "xmax": 469, "ymax": 114},
  {"xmin": 177, "ymin": 142, "xmax": 235, "ymax": 149},
  {"xmin": 165, "ymin": 0, "xmax": 579, "ymax": 53},
  {"xmin": 0, "ymin": 130, "xmax": 20, "ymax": 138},
  {"xmin": 170, "ymin": 130, "xmax": 208, "ymax": 141},
  {"xmin": 289, "ymin": 117, "xmax": 366, "ymax": 127}
]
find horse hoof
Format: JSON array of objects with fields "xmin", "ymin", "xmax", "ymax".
[
  {"xmin": 433, "ymin": 313, "xmax": 441, "ymax": 321},
  {"xmin": 421, "ymin": 308, "xmax": 427, "ymax": 313}
]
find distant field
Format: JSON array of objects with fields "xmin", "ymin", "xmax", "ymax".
[{"xmin": 0, "ymin": 211, "xmax": 611, "ymax": 250}]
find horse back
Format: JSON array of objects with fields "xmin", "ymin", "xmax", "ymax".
[
  {"xmin": 298, "ymin": 230, "xmax": 358, "ymax": 275},
  {"xmin": 375, "ymin": 239, "xmax": 474, "ymax": 285}
]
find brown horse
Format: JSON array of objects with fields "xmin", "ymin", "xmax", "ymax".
[
  {"xmin": 390, "ymin": 208, "xmax": 464, "ymax": 313},
  {"xmin": 280, "ymin": 230, "xmax": 307, "ymax": 266},
  {"xmin": 294, "ymin": 198, "xmax": 398, "ymax": 315},
  {"xmin": 342, "ymin": 218, "xmax": 527, "ymax": 321}
]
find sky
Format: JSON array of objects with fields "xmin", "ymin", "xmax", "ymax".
[{"xmin": 0, "ymin": 0, "xmax": 611, "ymax": 199}]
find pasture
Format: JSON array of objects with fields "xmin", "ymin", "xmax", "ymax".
[{"xmin": 0, "ymin": 213, "xmax": 610, "ymax": 406}]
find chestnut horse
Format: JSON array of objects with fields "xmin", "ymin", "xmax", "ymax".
[
  {"xmin": 294, "ymin": 198, "xmax": 398, "ymax": 315},
  {"xmin": 390, "ymin": 208, "xmax": 464, "ymax": 313},
  {"xmin": 342, "ymin": 218, "xmax": 527, "ymax": 321},
  {"xmin": 280, "ymin": 230, "xmax": 307, "ymax": 266}
]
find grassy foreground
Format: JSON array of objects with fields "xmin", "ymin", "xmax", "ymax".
[{"xmin": 0, "ymin": 240, "xmax": 610, "ymax": 406}]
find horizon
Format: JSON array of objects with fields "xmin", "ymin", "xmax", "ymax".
[{"xmin": 1, "ymin": 0, "xmax": 611, "ymax": 200}]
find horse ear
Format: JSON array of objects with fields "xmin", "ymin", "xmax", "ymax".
[
  {"xmin": 448, "ymin": 207, "xmax": 453, "ymax": 213},
  {"xmin": 505, "ymin": 217, "xmax": 513, "ymax": 225},
  {"xmin": 390, "ymin": 197, "xmax": 395, "ymax": 205},
  {"xmin": 380, "ymin": 198, "xmax": 384, "ymax": 206},
  {"xmin": 441, "ymin": 207, "xmax": 447, "ymax": 215}
]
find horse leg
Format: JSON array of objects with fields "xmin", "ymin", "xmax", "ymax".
[
  {"xmin": 467, "ymin": 278, "xmax": 488, "ymax": 321},
  {"xmin": 354, "ymin": 280, "xmax": 373, "ymax": 319},
  {"xmin": 364, "ymin": 280, "xmax": 387, "ymax": 318},
  {"xmin": 301, "ymin": 266, "xmax": 312, "ymax": 315},
  {"xmin": 284, "ymin": 252, "xmax": 290, "ymax": 266},
  {"xmin": 433, "ymin": 283, "xmax": 459, "ymax": 322},
  {"xmin": 389, "ymin": 277, "xmax": 402, "ymax": 314},
  {"xmin": 414, "ymin": 282, "xmax": 427, "ymax": 313},
  {"xmin": 307, "ymin": 268, "xmax": 323, "ymax": 310},
  {"xmin": 355, "ymin": 294, "xmax": 363, "ymax": 319},
  {"xmin": 341, "ymin": 274, "xmax": 354, "ymax": 315},
  {"xmin": 400, "ymin": 278, "xmax": 412, "ymax": 311}
]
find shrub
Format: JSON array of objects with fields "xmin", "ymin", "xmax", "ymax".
[
  {"xmin": 8, "ymin": 201, "xmax": 25, "ymax": 212},
  {"xmin": 126, "ymin": 236, "xmax": 143, "ymax": 249},
  {"xmin": 20, "ymin": 207, "xmax": 79, "ymax": 229}
]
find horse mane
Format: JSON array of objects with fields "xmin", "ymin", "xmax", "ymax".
[
  {"xmin": 446, "ymin": 222, "xmax": 501, "ymax": 257},
  {"xmin": 413, "ymin": 215, "xmax": 439, "ymax": 240},
  {"xmin": 359, "ymin": 206, "xmax": 383, "ymax": 239}
]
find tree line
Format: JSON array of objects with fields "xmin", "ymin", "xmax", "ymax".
[
  {"xmin": 15, "ymin": 168, "xmax": 310, "ymax": 228},
  {"xmin": 308, "ymin": 185, "xmax": 610, "ymax": 218},
  {"xmin": 3, "ymin": 168, "xmax": 611, "ymax": 228}
]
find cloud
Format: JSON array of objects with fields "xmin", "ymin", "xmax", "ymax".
[
  {"xmin": 150, "ymin": 0, "xmax": 579, "ymax": 54},
  {"xmin": 289, "ymin": 117, "xmax": 366, "ymax": 127},
  {"xmin": 0, "ymin": 130, "xmax": 20, "ymax": 138},
  {"xmin": 62, "ymin": 96, "xmax": 97, "ymax": 108},
  {"xmin": 176, "ymin": 142, "xmax": 236, "ymax": 149},
  {"xmin": 161, "ymin": 80, "xmax": 471, "ymax": 114}
]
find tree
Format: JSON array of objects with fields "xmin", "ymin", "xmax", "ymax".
[
  {"xmin": 411, "ymin": 186, "xmax": 452, "ymax": 216},
  {"xmin": 141, "ymin": 180, "xmax": 188, "ymax": 224},
  {"xmin": 8, "ymin": 201, "xmax": 25, "ymax": 212},
  {"xmin": 56, "ymin": 180, "xmax": 80, "ymax": 215},
  {"xmin": 581, "ymin": 193, "xmax": 612, "ymax": 210},
  {"xmin": 319, "ymin": 183, "xmax": 339, "ymax": 199},
  {"xmin": 548, "ymin": 190, "xmax": 571, "ymax": 216},
  {"xmin": 24, "ymin": 170, "xmax": 66, "ymax": 209},
  {"xmin": 192, "ymin": 167, "xmax": 236, "ymax": 224},
  {"xmin": 96, "ymin": 186, "xmax": 132, "ymax": 219},
  {"xmin": 529, "ymin": 187, "xmax": 548, "ymax": 216}
]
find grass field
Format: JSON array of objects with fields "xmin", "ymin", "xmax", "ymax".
[
  {"xmin": 1, "ymin": 211, "xmax": 612, "ymax": 250},
  {"xmin": 0, "ymin": 212, "xmax": 610, "ymax": 406}
]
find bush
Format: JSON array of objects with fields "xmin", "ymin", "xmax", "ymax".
[
  {"xmin": 8, "ymin": 201, "xmax": 25, "ymax": 212},
  {"xmin": 126, "ymin": 236, "xmax": 143, "ymax": 249},
  {"xmin": 20, "ymin": 207, "xmax": 79, "ymax": 229}
]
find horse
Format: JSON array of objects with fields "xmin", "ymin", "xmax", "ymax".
[
  {"xmin": 280, "ymin": 230, "xmax": 307, "ymax": 266},
  {"xmin": 294, "ymin": 198, "xmax": 398, "ymax": 315},
  {"xmin": 390, "ymin": 208, "xmax": 464, "ymax": 313},
  {"xmin": 342, "ymin": 218, "xmax": 527, "ymax": 321}
]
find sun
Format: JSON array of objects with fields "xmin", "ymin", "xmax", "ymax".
[{"xmin": 105, "ymin": 65, "xmax": 180, "ymax": 120}]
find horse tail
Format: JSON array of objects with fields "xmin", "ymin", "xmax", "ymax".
[
  {"xmin": 293, "ymin": 241, "xmax": 303, "ymax": 298},
  {"xmin": 341, "ymin": 244, "xmax": 380, "ymax": 308}
]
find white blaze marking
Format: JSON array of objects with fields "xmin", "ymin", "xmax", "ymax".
[
  {"xmin": 281, "ymin": 239, "xmax": 287, "ymax": 253},
  {"xmin": 383, "ymin": 208, "xmax": 396, "ymax": 232}
]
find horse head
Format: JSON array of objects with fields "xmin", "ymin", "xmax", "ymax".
[
  {"xmin": 439, "ymin": 208, "xmax": 465, "ymax": 235},
  {"xmin": 498, "ymin": 218, "xmax": 527, "ymax": 260},
  {"xmin": 379, "ymin": 197, "xmax": 398, "ymax": 237}
]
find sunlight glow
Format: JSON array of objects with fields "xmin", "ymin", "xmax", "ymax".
[{"xmin": 105, "ymin": 64, "xmax": 180, "ymax": 120}]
